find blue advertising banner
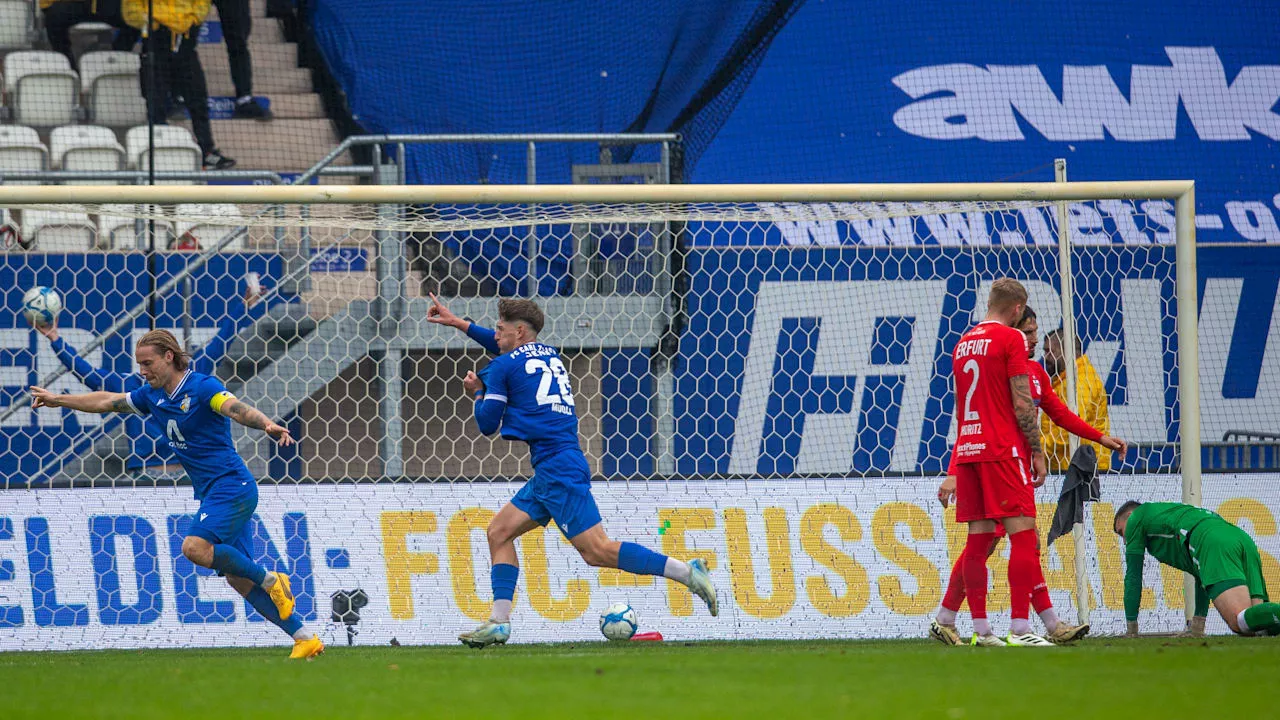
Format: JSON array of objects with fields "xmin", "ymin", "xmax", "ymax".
[{"xmin": 669, "ymin": 245, "xmax": 1280, "ymax": 476}]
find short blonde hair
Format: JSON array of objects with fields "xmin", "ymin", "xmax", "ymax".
[{"xmin": 988, "ymin": 278, "xmax": 1028, "ymax": 315}]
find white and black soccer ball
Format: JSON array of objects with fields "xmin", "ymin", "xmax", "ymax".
[
  {"xmin": 22, "ymin": 286, "xmax": 62, "ymax": 327},
  {"xmin": 599, "ymin": 602, "xmax": 638, "ymax": 641}
]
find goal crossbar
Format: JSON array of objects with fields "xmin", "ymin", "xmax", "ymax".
[{"xmin": 0, "ymin": 180, "xmax": 1195, "ymax": 205}]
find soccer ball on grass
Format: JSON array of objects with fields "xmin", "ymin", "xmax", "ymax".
[{"xmin": 599, "ymin": 602, "xmax": 638, "ymax": 641}]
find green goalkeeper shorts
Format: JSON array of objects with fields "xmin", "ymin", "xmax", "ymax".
[{"xmin": 1190, "ymin": 520, "xmax": 1269, "ymax": 601}]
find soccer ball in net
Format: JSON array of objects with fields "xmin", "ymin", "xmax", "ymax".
[
  {"xmin": 599, "ymin": 603, "xmax": 638, "ymax": 641},
  {"xmin": 22, "ymin": 286, "xmax": 62, "ymax": 327}
]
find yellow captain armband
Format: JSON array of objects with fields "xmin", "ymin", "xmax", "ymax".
[{"xmin": 209, "ymin": 391, "xmax": 236, "ymax": 413}]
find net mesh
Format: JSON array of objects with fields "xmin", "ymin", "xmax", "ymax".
[{"xmin": 1, "ymin": 194, "xmax": 1265, "ymax": 648}]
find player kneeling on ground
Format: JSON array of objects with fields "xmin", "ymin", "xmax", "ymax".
[
  {"xmin": 30, "ymin": 330, "xmax": 323, "ymax": 659},
  {"xmin": 1115, "ymin": 501, "xmax": 1280, "ymax": 637},
  {"xmin": 428, "ymin": 296, "xmax": 717, "ymax": 648}
]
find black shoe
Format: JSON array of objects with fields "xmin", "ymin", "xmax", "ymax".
[
  {"xmin": 233, "ymin": 98, "xmax": 273, "ymax": 121},
  {"xmin": 203, "ymin": 150, "xmax": 237, "ymax": 170}
]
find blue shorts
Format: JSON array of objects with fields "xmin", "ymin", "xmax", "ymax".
[
  {"xmin": 186, "ymin": 478, "xmax": 258, "ymax": 569},
  {"xmin": 510, "ymin": 452, "xmax": 601, "ymax": 539}
]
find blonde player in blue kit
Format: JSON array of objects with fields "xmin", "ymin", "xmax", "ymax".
[
  {"xmin": 428, "ymin": 296, "xmax": 718, "ymax": 647},
  {"xmin": 30, "ymin": 329, "xmax": 324, "ymax": 659}
]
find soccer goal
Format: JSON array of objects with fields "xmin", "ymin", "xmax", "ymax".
[{"xmin": 0, "ymin": 180, "xmax": 1232, "ymax": 650}]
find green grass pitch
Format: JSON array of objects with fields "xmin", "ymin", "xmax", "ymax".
[{"xmin": 3, "ymin": 637, "xmax": 1275, "ymax": 719}]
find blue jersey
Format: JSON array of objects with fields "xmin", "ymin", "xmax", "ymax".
[
  {"xmin": 474, "ymin": 339, "xmax": 582, "ymax": 467},
  {"xmin": 125, "ymin": 370, "xmax": 254, "ymax": 499}
]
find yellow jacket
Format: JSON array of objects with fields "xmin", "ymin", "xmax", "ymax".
[
  {"xmin": 1042, "ymin": 355, "xmax": 1112, "ymax": 472},
  {"xmin": 121, "ymin": 0, "xmax": 211, "ymax": 37}
]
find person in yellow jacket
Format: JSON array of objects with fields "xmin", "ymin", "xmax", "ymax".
[
  {"xmin": 121, "ymin": 0, "xmax": 235, "ymax": 169},
  {"xmin": 1041, "ymin": 328, "xmax": 1113, "ymax": 472}
]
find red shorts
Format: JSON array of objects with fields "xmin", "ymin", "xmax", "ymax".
[{"xmin": 954, "ymin": 457, "xmax": 1035, "ymax": 522}]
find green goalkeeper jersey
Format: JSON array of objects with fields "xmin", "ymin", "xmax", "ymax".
[{"xmin": 1124, "ymin": 502, "xmax": 1214, "ymax": 621}]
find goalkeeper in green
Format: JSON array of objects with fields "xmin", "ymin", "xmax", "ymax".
[{"xmin": 1114, "ymin": 500, "xmax": 1280, "ymax": 637}]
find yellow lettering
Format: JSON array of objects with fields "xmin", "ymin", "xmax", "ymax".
[
  {"xmin": 1161, "ymin": 564, "xmax": 1187, "ymax": 609},
  {"xmin": 1217, "ymin": 499, "xmax": 1280, "ymax": 594},
  {"xmin": 380, "ymin": 511, "xmax": 439, "ymax": 620},
  {"xmin": 520, "ymin": 525, "xmax": 590, "ymax": 621},
  {"xmin": 445, "ymin": 508, "xmax": 496, "ymax": 622},
  {"xmin": 871, "ymin": 502, "xmax": 940, "ymax": 615},
  {"xmin": 659, "ymin": 509, "xmax": 718, "ymax": 616},
  {"xmin": 723, "ymin": 507, "xmax": 795, "ymax": 619},
  {"xmin": 799, "ymin": 503, "xmax": 868, "ymax": 617}
]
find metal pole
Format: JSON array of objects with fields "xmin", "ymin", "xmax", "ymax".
[
  {"xmin": 1054, "ymin": 159, "xmax": 1091, "ymax": 626},
  {"xmin": 526, "ymin": 141, "xmax": 538, "ymax": 297},
  {"xmin": 1176, "ymin": 186, "xmax": 1202, "ymax": 623},
  {"xmin": 146, "ymin": 0, "xmax": 157, "ymax": 330},
  {"xmin": 372, "ymin": 147, "xmax": 404, "ymax": 477}
]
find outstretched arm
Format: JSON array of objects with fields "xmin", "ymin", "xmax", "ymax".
[
  {"xmin": 1039, "ymin": 382, "xmax": 1129, "ymax": 457},
  {"xmin": 427, "ymin": 293, "xmax": 501, "ymax": 354},
  {"xmin": 30, "ymin": 387, "xmax": 135, "ymax": 414},
  {"xmin": 215, "ymin": 395, "xmax": 295, "ymax": 446},
  {"xmin": 34, "ymin": 320, "xmax": 125, "ymax": 393}
]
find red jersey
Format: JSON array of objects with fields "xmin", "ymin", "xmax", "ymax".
[
  {"xmin": 950, "ymin": 321, "xmax": 1028, "ymax": 464},
  {"xmin": 948, "ymin": 358, "xmax": 1105, "ymax": 474}
]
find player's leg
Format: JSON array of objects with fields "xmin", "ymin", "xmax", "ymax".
[
  {"xmin": 1205, "ymin": 532, "xmax": 1280, "ymax": 636},
  {"xmin": 227, "ymin": 574, "xmax": 323, "ymax": 658},
  {"xmin": 459, "ymin": 499, "xmax": 542, "ymax": 648},
  {"xmin": 486, "ymin": 500, "xmax": 544, "ymax": 622},
  {"xmin": 181, "ymin": 482, "xmax": 285, "ymax": 603},
  {"xmin": 933, "ymin": 533, "xmax": 1000, "ymax": 645},
  {"xmin": 954, "ymin": 463, "xmax": 1000, "ymax": 644}
]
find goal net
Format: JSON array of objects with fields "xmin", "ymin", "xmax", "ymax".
[{"xmin": 2, "ymin": 181, "xmax": 1266, "ymax": 651}]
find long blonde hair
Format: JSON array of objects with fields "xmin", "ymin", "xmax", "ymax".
[{"xmin": 136, "ymin": 329, "xmax": 190, "ymax": 371}]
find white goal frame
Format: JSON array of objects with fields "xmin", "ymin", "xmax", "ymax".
[{"xmin": 0, "ymin": 180, "xmax": 1200, "ymax": 624}]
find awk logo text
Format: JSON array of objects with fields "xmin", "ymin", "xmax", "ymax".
[{"xmin": 892, "ymin": 47, "xmax": 1280, "ymax": 142}]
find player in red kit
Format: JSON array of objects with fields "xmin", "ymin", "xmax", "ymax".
[
  {"xmin": 930, "ymin": 306, "xmax": 1128, "ymax": 646},
  {"xmin": 945, "ymin": 279, "xmax": 1055, "ymax": 647}
]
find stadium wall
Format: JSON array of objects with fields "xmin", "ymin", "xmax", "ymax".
[{"xmin": 1, "ymin": 474, "xmax": 1277, "ymax": 650}]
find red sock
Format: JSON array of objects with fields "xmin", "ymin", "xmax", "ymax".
[
  {"xmin": 1031, "ymin": 585, "xmax": 1052, "ymax": 614},
  {"xmin": 962, "ymin": 533, "xmax": 996, "ymax": 620},
  {"xmin": 941, "ymin": 550, "xmax": 967, "ymax": 613},
  {"xmin": 1008, "ymin": 529, "xmax": 1040, "ymax": 622}
]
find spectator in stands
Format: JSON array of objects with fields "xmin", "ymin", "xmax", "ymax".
[
  {"xmin": 27, "ymin": 280, "xmax": 265, "ymax": 477},
  {"xmin": 1041, "ymin": 328, "xmax": 1114, "ymax": 472},
  {"xmin": 41, "ymin": 0, "xmax": 140, "ymax": 68},
  {"xmin": 212, "ymin": 0, "xmax": 272, "ymax": 120},
  {"xmin": 121, "ymin": 0, "xmax": 236, "ymax": 169}
]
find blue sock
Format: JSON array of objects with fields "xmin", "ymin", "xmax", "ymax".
[
  {"xmin": 210, "ymin": 544, "xmax": 268, "ymax": 586},
  {"xmin": 618, "ymin": 542, "xmax": 669, "ymax": 576},
  {"xmin": 491, "ymin": 563, "xmax": 519, "ymax": 602},
  {"xmin": 245, "ymin": 587, "xmax": 304, "ymax": 637}
]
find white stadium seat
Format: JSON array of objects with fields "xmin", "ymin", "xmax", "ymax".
[
  {"xmin": 50, "ymin": 125, "xmax": 125, "ymax": 182},
  {"xmin": 79, "ymin": 51, "xmax": 145, "ymax": 126},
  {"xmin": 0, "ymin": 125, "xmax": 48, "ymax": 184},
  {"xmin": 0, "ymin": 1, "xmax": 34, "ymax": 49},
  {"xmin": 22, "ymin": 208, "xmax": 97, "ymax": 252},
  {"xmin": 4, "ymin": 51, "xmax": 79, "ymax": 126},
  {"xmin": 98, "ymin": 204, "xmax": 174, "ymax": 250},
  {"xmin": 125, "ymin": 125, "xmax": 201, "ymax": 181},
  {"xmin": 175, "ymin": 203, "xmax": 246, "ymax": 251}
]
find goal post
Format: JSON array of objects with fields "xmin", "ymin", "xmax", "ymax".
[{"xmin": 0, "ymin": 180, "xmax": 1222, "ymax": 648}]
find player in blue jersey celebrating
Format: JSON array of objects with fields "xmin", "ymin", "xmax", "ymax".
[
  {"xmin": 428, "ymin": 295, "xmax": 718, "ymax": 647},
  {"xmin": 30, "ymin": 329, "xmax": 324, "ymax": 659}
]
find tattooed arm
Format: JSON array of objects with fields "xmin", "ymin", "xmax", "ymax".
[
  {"xmin": 1009, "ymin": 374, "xmax": 1047, "ymax": 485},
  {"xmin": 30, "ymin": 387, "xmax": 137, "ymax": 414},
  {"xmin": 216, "ymin": 396, "xmax": 295, "ymax": 446}
]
